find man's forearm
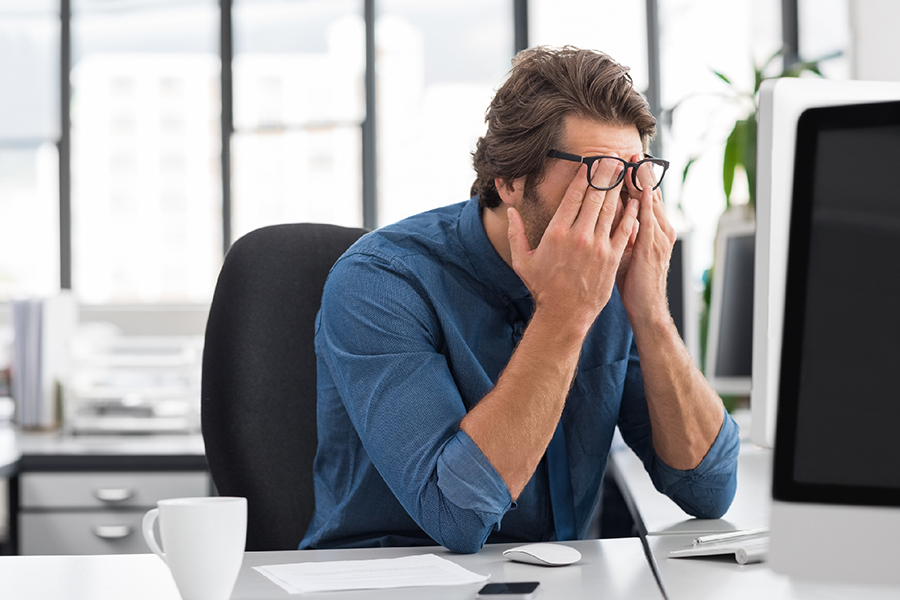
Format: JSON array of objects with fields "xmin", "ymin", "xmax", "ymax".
[
  {"xmin": 630, "ymin": 314, "xmax": 724, "ymax": 470},
  {"xmin": 459, "ymin": 307, "xmax": 586, "ymax": 500}
]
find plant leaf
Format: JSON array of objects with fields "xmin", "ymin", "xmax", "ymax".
[
  {"xmin": 743, "ymin": 116, "xmax": 758, "ymax": 206},
  {"xmin": 712, "ymin": 70, "xmax": 732, "ymax": 86},
  {"xmin": 761, "ymin": 47, "xmax": 784, "ymax": 74},
  {"xmin": 681, "ymin": 155, "xmax": 699, "ymax": 184},
  {"xmin": 722, "ymin": 125, "xmax": 739, "ymax": 206}
]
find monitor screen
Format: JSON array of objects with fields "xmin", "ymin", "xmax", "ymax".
[
  {"xmin": 773, "ymin": 100, "xmax": 900, "ymax": 507},
  {"xmin": 705, "ymin": 220, "xmax": 754, "ymax": 395},
  {"xmin": 666, "ymin": 232, "xmax": 699, "ymax": 364},
  {"xmin": 668, "ymin": 236, "xmax": 686, "ymax": 341}
]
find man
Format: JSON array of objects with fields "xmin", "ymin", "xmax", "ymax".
[{"xmin": 300, "ymin": 46, "xmax": 739, "ymax": 554}]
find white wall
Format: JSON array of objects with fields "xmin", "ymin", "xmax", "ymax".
[{"xmin": 852, "ymin": 0, "xmax": 900, "ymax": 80}]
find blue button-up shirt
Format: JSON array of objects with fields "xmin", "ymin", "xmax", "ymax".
[{"xmin": 300, "ymin": 197, "xmax": 740, "ymax": 554}]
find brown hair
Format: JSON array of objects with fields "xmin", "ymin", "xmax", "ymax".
[{"xmin": 471, "ymin": 46, "xmax": 657, "ymax": 209}]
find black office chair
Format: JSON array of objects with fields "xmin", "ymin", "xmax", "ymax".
[{"xmin": 201, "ymin": 222, "xmax": 368, "ymax": 551}]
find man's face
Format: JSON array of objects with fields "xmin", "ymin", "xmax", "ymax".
[{"xmin": 518, "ymin": 116, "xmax": 644, "ymax": 250}]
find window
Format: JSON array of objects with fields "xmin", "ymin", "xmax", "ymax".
[
  {"xmin": 376, "ymin": 0, "xmax": 513, "ymax": 226},
  {"xmin": 232, "ymin": 0, "xmax": 364, "ymax": 240},
  {"xmin": 3, "ymin": 1, "xmax": 838, "ymax": 308},
  {"xmin": 530, "ymin": 0, "xmax": 648, "ymax": 93},
  {"xmin": 658, "ymin": 0, "xmax": 782, "ymax": 280},
  {"xmin": 71, "ymin": 0, "xmax": 221, "ymax": 304},
  {"xmin": 0, "ymin": 1, "xmax": 60, "ymax": 299}
]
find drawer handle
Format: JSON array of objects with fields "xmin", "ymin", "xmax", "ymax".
[
  {"xmin": 94, "ymin": 488, "xmax": 134, "ymax": 502},
  {"xmin": 93, "ymin": 525, "xmax": 133, "ymax": 540}
]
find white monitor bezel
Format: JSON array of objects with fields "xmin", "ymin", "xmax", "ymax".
[{"xmin": 750, "ymin": 78, "xmax": 900, "ymax": 448}]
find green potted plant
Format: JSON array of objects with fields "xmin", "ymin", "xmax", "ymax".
[
  {"xmin": 717, "ymin": 49, "xmax": 827, "ymax": 212},
  {"xmin": 670, "ymin": 49, "xmax": 830, "ymax": 408}
]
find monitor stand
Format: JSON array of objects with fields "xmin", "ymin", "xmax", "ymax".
[{"xmin": 770, "ymin": 500, "xmax": 900, "ymax": 586}]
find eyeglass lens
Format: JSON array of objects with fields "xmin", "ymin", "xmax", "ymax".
[{"xmin": 587, "ymin": 158, "xmax": 664, "ymax": 191}]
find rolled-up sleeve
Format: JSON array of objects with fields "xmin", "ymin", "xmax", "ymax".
[
  {"xmin": 316, "ymin": 252, "xmax": 512, "ymax": 553},
  {"xmin": 617, "ymin": 340, "xmax": 741, "ymax": 519},
  {"xmin": 643, "ymin": 413, "xmax": 740, "ymax": 518}
]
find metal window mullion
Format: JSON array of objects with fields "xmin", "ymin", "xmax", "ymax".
[
  {"xmin": 782, "ymin": 0, "xmax": 799, "ymax": 68},
  {"xmin": 59, "ymin": 0, "xmax": 72, "ymax": 290},
  {"xmin": 514, "ymin": 0, "xmax": 528, "ymax": 54},
  {"xmin": 220, "ymin": 0, "xmax": 233, "ymax": 254},
  {"xmin": 645, "ymin": 0, "xmax": 662, "ymax": 158},
  {"xmin": 362, "ymin": 0, "xmax": 377, "ymax": 230}
]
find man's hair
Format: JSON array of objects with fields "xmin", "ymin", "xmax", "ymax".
[{"xmin": 471, "ymin": 46, "xmax": 657, "ymax": 209}]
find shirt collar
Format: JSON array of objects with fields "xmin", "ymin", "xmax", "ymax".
[{"xmin": 458, "ymin": 196, "xmax": 532, "ymax": 304}]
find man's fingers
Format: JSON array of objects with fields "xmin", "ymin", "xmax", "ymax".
[
  {"xmin": 552, "ymin": 163, "xmax": 592, "ymax": 227},
  {"xmin": 507, "ymin": 207, "xmax": 532, "ymax": 261},
  {"xmin": 634, "ymin": 160, "xmax": 660, "ymax": 192},
  {"xmin": 612, "ymin": 198, "xmax": 640, "ymax": 253},
  {"xmin": 609, "ymin": 191, "xmax": 625, "ymax": 237},
  {"xmin": 574, "ymin": 158, "xmax": 621, "ymax": 234},
  {"xmin": 594, "ymin": 178, "xmax": 622, "ymax": 235}
]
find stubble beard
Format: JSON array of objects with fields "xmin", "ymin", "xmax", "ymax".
[{"xmin": 520, "ymin": 176, "xmax": 555, "ymax": 251}]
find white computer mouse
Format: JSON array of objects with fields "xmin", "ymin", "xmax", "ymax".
[{"xmin": 502, "ymin": 543, "xmax": 582, "ymax": 567}]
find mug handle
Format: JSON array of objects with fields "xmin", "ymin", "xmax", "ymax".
[{"xmin": 142, "ymin": 508, "xmax": 166, "ymax": 561}]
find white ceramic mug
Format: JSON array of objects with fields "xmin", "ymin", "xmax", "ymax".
[{"xmin": 142, "ymin": 497, "xmax": 247, "ymax": 600}]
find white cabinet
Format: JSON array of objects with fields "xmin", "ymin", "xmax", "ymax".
[{"xmin": 18, "ymin": 471, "xmax": 210, "ymax": 555}]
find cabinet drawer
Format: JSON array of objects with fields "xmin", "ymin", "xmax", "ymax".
[
  {"xmin": 20, "ymin": 471, "xmax": 210, "ymax": 509},
  {"xmin": 20, "ymin": 511, "xmax": 153, "ymax": 555}
]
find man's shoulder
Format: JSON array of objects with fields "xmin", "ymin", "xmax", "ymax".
[{"xmin": 343, "ymin": 201, "xmax": 469, "ymax": 267}]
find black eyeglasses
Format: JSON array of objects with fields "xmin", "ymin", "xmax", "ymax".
[{"xmin": 546, "ymin": 150, "xmax": 669, "ymax": 192}]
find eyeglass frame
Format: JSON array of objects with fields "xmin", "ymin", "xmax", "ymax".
[{"xmin": 546, "ymin": 149, "xmax": 670, "ymax": 192}]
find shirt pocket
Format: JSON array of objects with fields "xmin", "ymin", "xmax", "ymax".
[{"xmin": 565, "ymin": 357, "xmax": 628, "ymax": 457}]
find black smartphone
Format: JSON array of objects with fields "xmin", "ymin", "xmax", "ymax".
[{"xmin": 475, "ymin": 581, "xmax": 540, "ymax": 599}]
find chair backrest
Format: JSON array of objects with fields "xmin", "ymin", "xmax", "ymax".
[{"xmin": 201, "ymin": 222, "xmax": 367, "ymax": 551}]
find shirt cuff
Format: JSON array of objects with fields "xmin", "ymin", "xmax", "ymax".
[
  {"xmin": 436, "ymin": 429, "xmax": 513, "ymax": 523},
  {"xmin": 648, "ymin": 408, "xmax": 741, "ymax": 518}
]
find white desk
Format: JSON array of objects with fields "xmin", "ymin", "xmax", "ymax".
[
  {"xmin": 612, "ymin": 440, "xmax": 900, "ymax": 599},
  {"xmin": 0, "ymin": 539, "xmax": 664, "ymax": 600},
  {"xmin": 646, "ymin": 534, "xmax": 900, "ymax": 600}
]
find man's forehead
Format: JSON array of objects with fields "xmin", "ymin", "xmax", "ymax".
[{"xmin": 560, "ymin": 116, "xmax": 643, "ymax": 154}]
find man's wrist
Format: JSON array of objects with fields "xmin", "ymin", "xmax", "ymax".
[
  {"xmin": 627, "ymin": 305, "xmax": 677, "ymax": 342},
  {"xmin": 530, "ymin": 304, "xmax": 596, "ymax": 342}
]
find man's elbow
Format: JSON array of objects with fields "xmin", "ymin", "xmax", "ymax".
[
  {"xmin": 431, "ymin": 509, "xmax": 496, "ymax": 554},
  {"xmin": 680, "ymin": 471, "xmax": 738, "ymax": 519},
  {"xmin": 441, "ymin": 537, "xmax": 486, "ymax": 555}
]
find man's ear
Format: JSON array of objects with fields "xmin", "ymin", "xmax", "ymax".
[{"xmin": 495, "ymin": 176, "xmax": 525, "ymax": 206}]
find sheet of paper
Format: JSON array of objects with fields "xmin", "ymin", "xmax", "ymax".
[{"xmin": 253, "ymin": 553, "xmax": 490, "ymax": 594}]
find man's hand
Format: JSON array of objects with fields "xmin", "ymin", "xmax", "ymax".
[
  {"xmin": 506, "ymin": 161, "xmax": 640, "ymax": 335},
  {"xmin": 614, "ymin": 153, "xmax": 677, "ymax": 327},
  {"xmin": 462, "ymin": 160, "xmax": 639, "ymax": 499}
]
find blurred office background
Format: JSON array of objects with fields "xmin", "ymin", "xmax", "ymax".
[
  {"xmin": 0, "ymin": 0, "xmax": 861, "ymax": 312},
  {"xmin": 3, "ymin": 0, "xmax": 900, "ymax": 556}
]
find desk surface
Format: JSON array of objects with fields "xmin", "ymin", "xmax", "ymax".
[
  {"xmin": 6, "ymin": 429, "xmax": 206, "ymax": 472},
  {"xmin": 614, "ymin": 437, "xmax": 900, "ymax": 600},
  {"xmin": 647, "ymin": 534, "xmax": 900, "ymax": 600},
  {"xmin": 0, "ymin": 539, "xmax": 664, "ymax": 600}
]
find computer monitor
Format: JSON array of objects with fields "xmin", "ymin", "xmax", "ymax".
[
  {"xmin": 667, "ymin": 231, "xmax": 699, "ymax": 365},
  {"xmin": 704, "ymin": 218, "xmax": 754, "ymax": 395},
  {"xmin": 769, "ymin": 99, "xmax": 900, "ymax": 585},
  {"xmin": 751, "ymin": 78, "xmax": 900, "ymax": 448}
]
